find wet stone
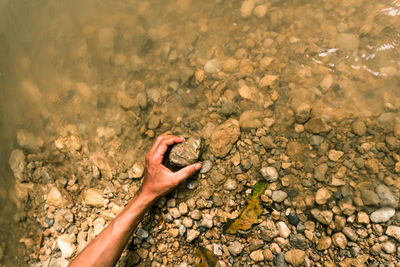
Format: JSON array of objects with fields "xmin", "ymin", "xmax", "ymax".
[
  {"xmin": 304, "ymin": 117, "xmax": 331, "ymax": 134},
  {"xmin": 274, "ymin": 252, "xmax": 288, "ymax": 267},
  {"xmin": 290, "ymin": 234, "xmax": 307, "ymax": 250},
  {"xmin": 386, "ymin": 226, "xmax": 400, "ymax": 241},
  {"xmin": 210, "ymin": 119, "xmax": 240, "ymax": 157},
  {"xmin": 288, "ymin": 213, "xmax": 300, "ymax": 226},
  {"xmin": 314, "ymin": 163, "xmax": 328, "ymax": 182},
  {"xmin": 375, "ymin": 184, "xmax": 396, "ymax": 207},
  {"xmin": 370, "ymin": 208, "xmax": 395, "ymax": 223},
  {"xmin": 332, "ymin": 232, "xmax": 347, "ymax": 249},
  {"xmin": 199, "ymin": 160, "xmax": 212, "ymax": 173},
  {"xmin": 228, "ymin": 241, "xmax": 244, "ymax": 256},
  {"xmin": 272, "ymin": 190, "xmax": 288, "ymax": 202},
  {"xmin": 285, "ymin": 249, "xmax": 305, "ymax": 266},
  {"xmin": 311, "ymin": 209, "xmax": 333, "ymax": 225},
  {"xmin": 310, "ymin": 135, "xmax": 324, "ymax": 146},
  {"xmin": 169, "ymin": 137, "xmax": 201, "ymax": 167},
  {"xmin": 360, "ymin": 188, "xmax": 380, "ymax": 206},
  {"xmin": 261, "ymin": 166, "xmax": 279, "ymax": 182},
  {"xmin": 352, "ymin": 120, "xmax": 367, "ymax": 136},
  {"xmin": 250, "ymin": 249, "xmax": 264, "ymax": 262}
]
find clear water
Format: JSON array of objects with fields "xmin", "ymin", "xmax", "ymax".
[{"xmin": 1, "ymin": 0, "xmax": 400, "ymax": 264}]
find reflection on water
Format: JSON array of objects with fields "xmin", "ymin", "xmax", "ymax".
[{"xmin": 1, "ymin": 0, "xmax": 400, "ymax": 265}]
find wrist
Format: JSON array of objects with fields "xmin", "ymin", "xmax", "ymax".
[{"xmin": 136, "ymin": 187, "xmax": 158, "ymax": 206}]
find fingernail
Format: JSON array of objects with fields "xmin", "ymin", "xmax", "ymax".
[
  {"xmin": 179, "ymin": 136, "xmax": 185, "ymax": 141},
  {"xmin": 195, "ymin": 163, "xmax": 202, "ymax": 170}
]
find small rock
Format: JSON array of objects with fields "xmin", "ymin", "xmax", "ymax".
[
  {"xmin": 277, "ymin": 221, "xmax": 290, "ymax": 238},
  {"xmin": 365, "ymin": 158, "xmax": 379, "ymax": 174},
  {"xmin": 382, "ymin": 241, "xmax": 396, "ymax": 254},
  {"xmin": 9, "ymin": 149, "xmax": 26, "ymax": 182},
  {"xmin": 274, "ymin": 252, "xmax": 288, "ymax": 267},
  {"xmin": 204, "ymin": 58, "xmax": 221, "ymax": 74},
  {"xmin": 93, "ymin": 218, "xmax": 105, "ymax": 236},
  {"xmin": 357, "ymin": 212, "xmax": 370, "ymax": 224},
  {"xmin": 183, "ymin": 217, "xmax": 193, "ymax": 228},
  {"xmin": 169, "ymin": 137, "xmax": 201, "ymax": 167},
  {"xmin": 332, "ymin": 232, "xmax": 347, "ymax": 249},
  {"xmin": 315, "ymin": 188, "xmax": 331, "ymax": 205},
  {"xmin": 239, "ymin": 110, "xmax": 263, "ymax": 130},
  {"xmin": 186, "ymin": 229, "xmax": 200, "ymax": 242},
  {"xmin": 284, "ymin": 249, "xmax": 305, "ymax": 266},
  {"xmin": 187, "ymin": 179, "xmax": 198, "ymax": 190},
  {"xmin": 375, "ymin": 184, "xmax": 396, "ymax": 207},
  {"xmin": 136, "ymin": 228, "xmax": 149, "ymax": 239},
  {"xmin": 212, "ymin": 243, "xmax": 223, "ymax": 257},
  {"xmin": 386, "ymin": 226, "xmax": 400, "ymax": 241},
  {"xmin": 200, "ymin": 160, "xmax": 212, "ymax": 173},
  {"xmin": 147, "ymin": 114, "xmax": 160, "ymax": 129},
  {"xmin": 128, "ymin": 162, "xmax": 144, "ymax": 179},
  {"xmin": 253, "ymin": 5, "xmax": 267, "ymax": 18},
  {"xmin": 288, "ymin": 213, "xmax": 300, "ymax": 226},
  {"xmin": 361, "ymin": 188, "xmax": 380, "ymax": 206},
  {"xmin": 223, "ymin": 57, "xmax": 238, "ymax": 73},
  {"xmin": 85, "ymin": 188, "xmax": 107, "ymax": 207},
  {"xmin": 228, "ymin": 241, "xmax": 244, "ymax": 256},
  {"xmin": 294, "ymin": 103, "xmax": 311, "ymax": 123},
  {"xmin": 259, "ymin": 75, "xmax": 278, "ymax": 88},
  {"xmin": 224, "ymin": 178, "xmax": 238, "ymax": 190},
  {"xmin": 370, "ymin": 208, "xmax": 395, "ymax": 223},
  {"xmin": 249, "ymin": 239, "xmax": 264, "ymax": 251},
  {"xmin": 311, "ymin": 209, "xmax": 333, "ymax": 225},
  {"xmin": 272, "ymin": 191, "xmax": 288, "ymax": 203},
  {"xmin": 241, "ymin": 0, "xmax": 256, "ymax": 18},
  {"xmin": 169, "ymin": 208, "xmax": 181, "ymax": 219},
  {"xmin": 352, "ymin": 120, "xmax": 367, "ymax": 136},
  {"xmin": 314, "ymin": 164, "xmax": 328, "ymax": 182},
  {"xmin": 320, "ymin": 74, "xmax": 333, "ymax": 91},
  {"xmin": 261, "ymin": 166, "xmax": 279, "ymax": 182},
  {"xmin": 210, "ymin": 170, "xmax": 226, "ymax": 185},
  {"xmin": 47, "ymin": 187, "xmax": 68, "ymax": 208},
  {"xmin": 316, "ymin": 236, "xmax": 332, "ymax": 251},
  {"xmin": 201, "ymin": 213, "xmax": 214, "ymax": 228},
  {"xmin": 342, "ymin": 227, "xmax": 358, "ymax": 242},
  {"xmin": 290, "ymin": 234, "xmax": 306, "ymax": 250},
  {"xmin": 304, "ymin": 117, "xmax": 331, "ymax": 134},
  {"xmin": 57, "ymin": 234, "xmax": 76, "ymax": 259},
  {"xmin": 310, "ymin": 135, "xmax": 324, "ymax": 146},
  {"xmin": 328, "ymin": 150, "xmax": 344, "ymax": 162},
  {"xmin": 210, "ymin": 119, "xmax": 240, "ymax": 157},
  {"xmin": 250, "ymin": 249, "xmax": 264, "ymax": 262},
  {"xmin": 178, "ymin": 202, "xmax": 188, "ymax": 215}
]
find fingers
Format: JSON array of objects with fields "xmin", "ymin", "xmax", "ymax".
[
  {"xmin": 152, "ymin": 135, "xmax": 184, "ymax": 164},
  {"xmin": 173, "ymin": 162, "xmax": 202, "ymax": 182}
]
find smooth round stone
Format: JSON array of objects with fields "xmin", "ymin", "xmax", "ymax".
[
  {"xmin": 370, "ymin": 208, "xmax": 395, "ymax": 223},
  {"xmin": 187, "ymin": 179, "xmax": 198, "ymax": 190},
  {"xmin": 310, "ymin": 135, "xmax": 324, "ymax": 146},
  {"xmin": 200, "ymin": 160, "xmax": 212, "ymax": 174}
]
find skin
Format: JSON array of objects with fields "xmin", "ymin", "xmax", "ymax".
[{"xmin": 69, "ymin": 135, "xmax": 202, "ymax": 267}]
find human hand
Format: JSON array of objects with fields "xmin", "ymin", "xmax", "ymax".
[{"xmin": 139, "ymin": 135, "xmax": 202, "ymax": 200}]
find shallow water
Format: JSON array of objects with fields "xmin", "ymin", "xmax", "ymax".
[{"xmin": 1, "ymin": 0, "xmax": 400, "ymax": 265}]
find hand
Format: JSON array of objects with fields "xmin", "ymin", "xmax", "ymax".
[{"xmin": 139, "ymin": 135, "xmax": 202, "ymax": 200}]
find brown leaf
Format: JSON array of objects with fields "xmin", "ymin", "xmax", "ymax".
[{"xmin": 195, "ymin": 246, "xmax": 217, "ymax": 267}]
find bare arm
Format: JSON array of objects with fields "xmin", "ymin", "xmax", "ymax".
[{"xmin": 69, "ymin": 135, "xmax": 202, "ymax": 267}]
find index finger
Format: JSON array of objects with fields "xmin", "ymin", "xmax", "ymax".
[{"xmin": 152, "ymin": 135, "xmax": 184, "ymax": 164}]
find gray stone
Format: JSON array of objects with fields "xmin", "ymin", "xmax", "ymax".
[
  {"xmin": 375, "ymin": 184, "xmax": 397, "ymax": 207},
  {"xmin": 200, "ymin": 160, "xmax": 212, "ymax": 173},
  {"xmin": 272, "ymin": 190, "xmax": 288, "ymax": 203},
  {"xmin": 136, "ymin": 228, "xmax": 149, "ymax": 239},
  {"xmin": 361, "ymin": 189, "xmax": 380, "ymax": 206},
  {"xmin": 290, "ymin": 234, "xmax": 307, "ymax": 250},
  {"xmin": 169, "ymin": 137, "xmax": 201, "ymax": 167},
  {"xmin": 274, "ymin": 252, "xmax": 288, "ymax": 267},
  {"xmin": 370, "ymin": 208, "xmax": 395, "ymax": 223},
  {"xmin": 310, "ymin": 135, "xmax": 324, "ymax": 146}
]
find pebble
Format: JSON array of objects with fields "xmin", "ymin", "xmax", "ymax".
[
  {"xmin": 200, "ymin": 213, "xmax": 214, "ymax": 228},
  {"xmin": 253, "ymin": 5, "xmax": 267, "ymax": 18},
  {"xmin": 250, "ymin": 249, "xmax": 264, "ymax": 262},
  {"xmin": 85, "ymin": 188, "xmax": 107, "ymax": 207},
  {"xmin": 357, "ymin": 212, "xmax": 370, "ymax": 224},
  {"xmin": 290, "ymin": 234, "xmax": 306, "ymax": 250},
  {"xmin": 328, "ymin": 150, "xmax": 344, "ymax": 162},
  {"xmin": 351, "ymin": 120, "xmax": 367, "ymax": 136},
  {"xmin": 241, "ymin": 0, "xmax": 256, "ymax": 18},
  {"xmin": 169, "ymin": 208, "xmax": 181, "ymax": 219},
  {"xmin": 382, "ymin": 241, "xmax": 396, "ymax": 254},
  {"xmin": 272, "ymin": 190, "xmax": 288, "ymax": 203},
  {"xmin": 186, "ymin": 229, "xmax": 200, "ymax": 242},
  {"xmin": 47, "ymin": 187, "xmax": 68, "ymax": 208},
  {"xmin": 178, "ymin": 202, "xmax": 188, "ymax": 215},
  {"xmin": 370, "ymin": 208, "xmax": 395, "ymax": 223},
  {"xmin": 186, "ymin": 179, "xmax": 198, "ymax": 190},
  {"xmin": 204, "ymin": 58, "xmax": 221, "ymax": 73},
  {"xmin": 224, "ymin": 178, "xmax": 238, "ymax": 191},
  {"xmin": 315, "ymin": 188, "xmax": 331, "ymax": 205},
  {"xmin": 249, "ymin": 239, "xmax": 264, "ymax": 251},
  {"xmin": 284, "ymin": 249, "xmax": 305, "ymax": 266},
  {"xmin": 129, "ymin": 162, "xmax": 144, "ymax": 179},
  {"xmin": 212, "ymin": 243, "xmax": 223, "ymax": 257},
  {"xmin": 375, "ymin": 184, "xmax": 396, "ymax": 207},
  {"xmin": 136, "ymin": 228, "xmax": 149, "ymax": 239},
  {"xmin": 210, "ymin": 119, "xmax": 240, "ymax": 158},
  {"xmin": 304, "ymin": 117, "xmax": 331, "ymax": 134},
  {"xmin": 310, "ymin": 135, "xmax": 324, "ymax": 146},
  {"xmin": 93, "ymin": 217, "xmax": 105, "ymax": 236},
  {"xmin": 274, "ymin": 252, "xmax": 288, "ymax": 267},
  {"xmin": 310, "ymin": 209, "xmax": 333, "ymax": 225},
  {"xmin": 314, "ymin": 164, "xmax": 328, "ymax": 182},
  {"xmin": 277, "ymin": 221, "xmax": 291, "ymax": 238},
  {"xmin": 57, "ymin": 234, "xmax": 76, "ymax": 259},
  {"xmin": 228, "ymin": 241, "xmax": 244, "ymax": 256},
  {"xmin": 288, "ymin": 213, "xmax": 300, "ymax": 226},
  {"xmin": 183, "ymin": 217, "xmax": 193, "ymax": 228},
  {"xmin": 342, "ymin": 227, "xmax": 358, "ymax": 242},
  {"xmin": 169, "ymin": 137, "xmax": 201, "ymax": 167},
  {"xmin": 386, "ymin": 226, "xmax": 400, "ymax": 241},
  {"xmin": 332, "ymin": 232, "xmax": 347, "ymax": 249},
  {"xmin": 261, "ymin": 166, "xmax": 279, "ymax": 182},
  {"xmin": 200, "ymin": 160, "xmax": 212, "ymax": 173},
  {"xmin": 316, "ymin": 236, "xmax": 332, "ymax": 251}
]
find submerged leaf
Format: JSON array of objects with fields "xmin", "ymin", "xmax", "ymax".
[
  {"xmin": 195, "ymin": 246, "xmax": 217, "ymax": 267},
  {"xmin": 224, "ymin": 180, "xmax": 267, "ymax": 234}
]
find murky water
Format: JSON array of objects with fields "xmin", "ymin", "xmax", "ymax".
[{"xmin": 1, "ymin": 0, "xmax": 400, "ymax": 265}]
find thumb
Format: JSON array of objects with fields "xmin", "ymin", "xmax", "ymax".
[{"xmin": 174, "ymin": 162, "xmax": 202, "ymax": 182}]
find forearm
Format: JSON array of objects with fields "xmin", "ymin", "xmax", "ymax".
[{"xmin": 69, "ymin": 190, "xmax": 156, "ymax": 267}]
